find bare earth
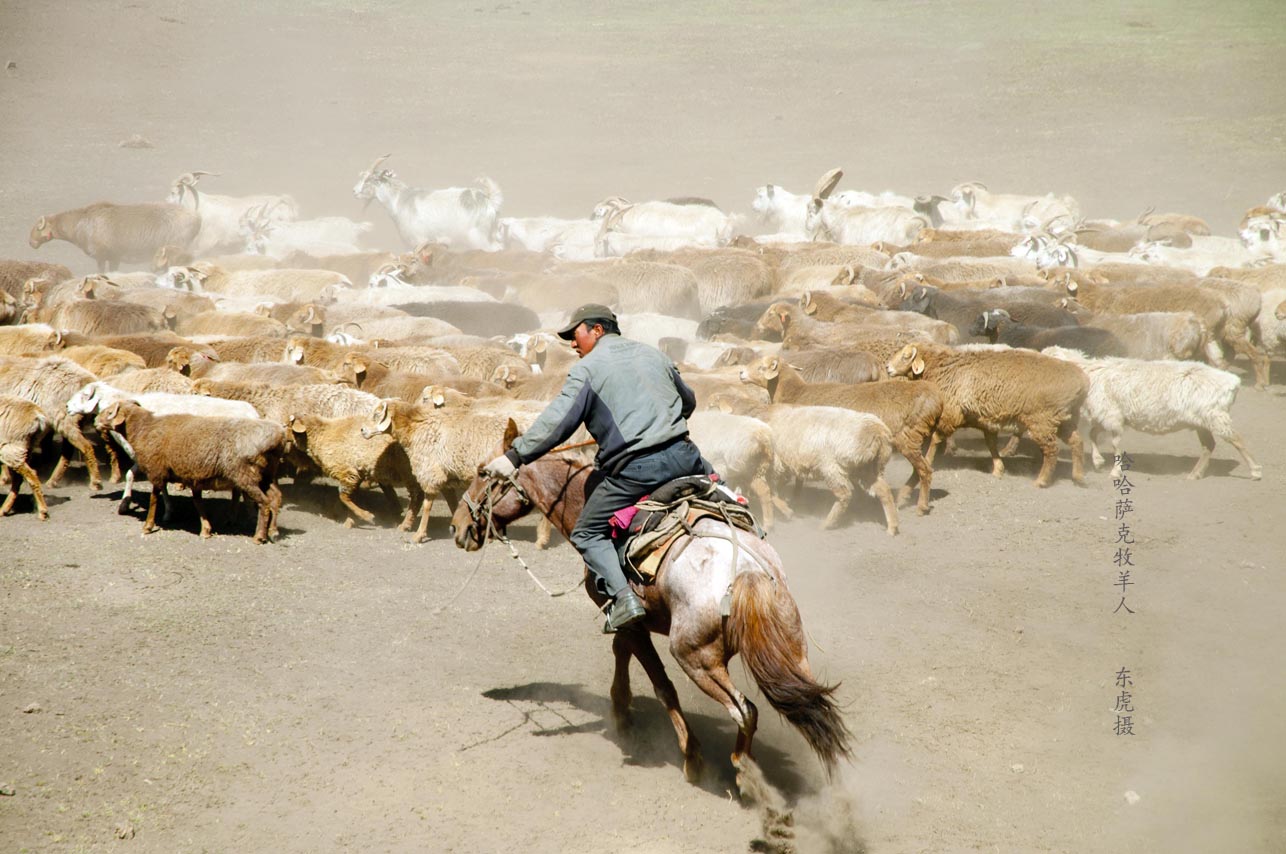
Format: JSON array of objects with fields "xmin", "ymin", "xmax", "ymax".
[{"xmin": 2, "ymin": 2, "xmax": 1285, "ymax": 853}]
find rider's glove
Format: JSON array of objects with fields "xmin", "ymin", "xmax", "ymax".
[{"xmin": 482, "ymin": 454, "xmax": 518, "ymax": 479}]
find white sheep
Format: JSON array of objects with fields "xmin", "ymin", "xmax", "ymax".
[
  {"xmin": 166, "ymin": 171, "xmax": 299, "ymax": 256},
  {"xmin": 1041, "ymin": 347, "xmax": 1260, "ymax": 481},
  {"xmin": 686, "ymin": 411, "xmax": 778, "ymax": 528}
]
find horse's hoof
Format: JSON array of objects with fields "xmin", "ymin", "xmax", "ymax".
[{"xmin": 683, "ymin": 753, "xmax": 704, "ymax": 785}]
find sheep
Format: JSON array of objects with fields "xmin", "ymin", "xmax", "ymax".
[
  {"xmin": 496, "ymin": 216, "xmax": 591, "ymax": 252},
  {"xmin": 1237, "ymin": 209, "xmax": 1284, "ymax": 261},
  {"xmin": 337, "ymin": 352, "xmax": 446, "ymax": 402},
  {"xmin": 0, "ymin": 355, "xmax": 102, "ymax": 489},
  {"xmin": 327, "ymin": 314, "xmax": 463, "ymax": 344},
  {"xmin": 597, "ymin": 231, "xmax": 722, "ymax": 257},
  {"xmin": 772, "ymin": 347, "xmax": 883, "ymax": 384},
  {"xmin": 685, "ymin": 411, "xmax": 779, "ymax": 529},
  {"xmin": 885, "ymin": 343, "xmax": 1088, "ymax": 487},
  {"xmin": 0, "ymin": 291, "xmax": 18, "ymax": 326},
  {"xmin": 22, "ymin": 293, "xmax": 165, "ymax": 337},
  {"xmin": 173, "ymin": 310, "xmax": 288, "ymax": 340},
  {"xmin": 202, "ymin": 362, "xmax": 343, "ymax": 386},
  {"xmin": 631, "ymin": 248, "xmax": 776, "ymax": 313},
  {"xmin": 1206, "ymin": 263, "xmax": 1286, "ymax": 294},
  {"xmin": 284, "ymin": 412, "xmax": 423, "ymax": 529},
  {"xmin": 67, "ymin": 380, "xmax": 260, "ymax": 514},
  {"xmin": 0, "ymin": 323, "xmax": 65, "ymax": 356},
  {"xmin": 898, "ymin": 283, "xmax": 1077, "ymax": 340},
  {"xmin": 710, "ymin": 397, "xmax": 898, "ymax": 535},
  {"xmin": 1129, "ymin": 236, "xmax": 1258, "ymax": 275},
  {"xmin": 207, "ymin": 336, "xmax": 292, "ymax": 364},
  {"xmin": 58, "ymin": 344, "xmax": 146, "ymax": 377},
  {"xmin": 755, "ymin": 301, "xmax": 954, "ymax": 349},
  {"xmin": 660, "ymin": 338, "xmax": 772, "ymax": 371},
  {"xmin": 774, "ymin": 264, "xmax": 885, "ymax": 301},
  {"xmin": 280, "ymin": 303, "xmax": 411, "ymax": 338},
  {"xmin": 1252, "ymin": 288, "xmax": 1286, "ymax": 354},
  {"xmin": 739, "ymin": 355, "xmax": 941, "ymax": 514},
  {"xmin": 490, "ymin": 364, "xmax": 572, "ymax": 402},
  {"xmin": 193, "ymin": 379, "xmax": 381, "ymax": 424},
  {"xmin": 0, "ymin": 395, "xmax": 50, "ymax": 520},
  {"xmin": 278, "ymin": 249, "xmax": 397, "ymax": 286},
  {"xmin": 352, "ymin": 156, "xmax": 501, "ymax": 250},
  {"xmin": 972, "ymin": 309, "xmax": 1125, "ymax": 356},
  {"xmin": 1, "ymin": 260, "xmax": 72, "ymax": 300},
  {"xmin": 561, "ymin": 259, "xmax": 703, "ymax": 320},
  {"xmin": 795, "ymin": 292, "xmax": 961, "ymax": 344},
  {"xmin": 1041, "ymin": 347, "xmax": 1260, "ymax": 481},
  {"xmin": 166, "ymin": 171, "xmax": 300, "ymax": 256},
  {"xmin": 346, "ymin": 346, "xmax": 462, "ymax": 377},
  {"xmin": 617, "ymin": 313, "xmax": 700, "ymax": 349},
  {"xmin": 95, "ymin": 401, "xmax": 284, "ymax": 542},
  {"xmin": 109, "ymin": 368, "xmax": 195, "ymax": 395},
  {"xmin": 359, "ymin": 398, "xmax": 532, "ymax": 543},
  {"xmin": 749, "ymin": 168, "xmax": 845, "ymax": 236},
  {"xmin": 158, "ymin": 263, "xmax": 350, "ymax": 303},
  {"xmin": 1079, "ymin": 310, "xmax": 1206, "ymax": 361},
  {"xmin": 901, "ymin": 258, "xmax": 1044, "ymax": 286},
  {"xmin": 118, "ymin": 287, "xmax": 217, "ymax": 325},
  {"xmin": 509, "ymin": 331, "xmax": 578, "ymax": 376},
  {"xmin": 390, "ymin": 300, "xmax": 539, "ymax": 338},
  {"xmin": 30, "ymin": 203, "xmax": 200, "ymax": 273},
  {"xmin": 697, "ymin": 301, "xmax": 776, "ymax": 340}
]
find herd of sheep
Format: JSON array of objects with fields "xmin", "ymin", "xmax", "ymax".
[{"xmin": 1, "ymin": 162, "xmax": 1282, "ymax": 543}]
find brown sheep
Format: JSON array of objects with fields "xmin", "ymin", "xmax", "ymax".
[
  {"xmin": 94, "ymin": 332, "xmax": 216, "ymax": 368},
  {"xmin": 30, "ymin": 203, "xmax": 201, "ymax": 273},
  {"xmin": 23, "ymin": 293, "xmax": 165, "ymax": 337},
  {"xmin": 739, "ymin": 355, "xmax": 942, "ymax": 514},
  {"xmin": 0, "ymin": 324, "xmax": 65, "ymax": 356},
  {"xmin": 58, "ymin": 344, "xmax": 147, "ymax": 377},
  {"xmin": 208, "ymin": 336, "xmax": 291, "ymax": 364},
  {"xmin": 175, "ymin": 310, "xmax": 288, "ymax": 339},
  {"xmin": 95, "ymin": 401, "xmax": 284, "ymax": 542},
  {"xmin": 109, "ymin": 368, "xmax": 196, "ymax": 395},
  {"xmin": 0, "ymin": 355, "xmax": 102, "ymax": 489},
  {"xmin": 284, "ymin": 412, "xmax": 423, "ymax": 529},
  {"xmin": 192, "ymin": 379, "xmax": 382, "ymax": 423},
  {"xmin": 885, "ymin": 343, "xmax": 1088, "ymax": 487},
  {"xmin": 339, "ymin": 352, "xmax": 444, "ymax": 402},
  {"xmin": 0, "ymin": 395, "xmax": 51, "ymax": 520},
  {"xmin": 1, "ymin": 260, "xmax": 73, "ymax": 300}
]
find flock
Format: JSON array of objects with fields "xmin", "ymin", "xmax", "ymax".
[{"xmin": 2, "ymin": 160, "xmax": 1283, "ymax": 544}]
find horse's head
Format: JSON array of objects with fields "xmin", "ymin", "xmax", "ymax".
[{"xmin": 451, "ymin": 419, "xmax": 532, "ymax": 551}]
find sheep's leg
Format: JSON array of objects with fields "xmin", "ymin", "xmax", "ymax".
[
  {"xmin": 820, "ymin": 466, "xmax": 852, "ymax": 529},
  {"xmin": 143, "ymin": 479, "xmax": 167, "ymax": 535},
  {"xmin": 411, "ymin": 494, "xmax": 434, "ymax": 544},
  {"xmin": 1218, "ymin": 427, "xmax": 1262, "ymax": 480},
  {"xmin": 868, "ymin": 474, "xmax": 899, "ymax": 536},
  {"xmin": 191, "ymin": 488, "xmax": 214, "ymax": 539},
  {"xmin": 398, "ymin": 482, "xmax": 424, "ymax": 532},
  {"xmin": 1224, "ymin": 330, "xmax": 1270, "ymax": 390},
  {"xmin": 20, "ymin": 462, "xmax": 50, "ymax": 521},
  {"xmin": 1189, "ymin": 429, "xmax": 1217, "ymax": 480},
  {"xmin": 45, "ymin": 450, "xmax": 71, "ymax": 489},
  {"xmin": 264, "ymin": 480, "xmax": 282, "ymax": 540},
  {"xmin": 748, "ymin": 471, "xmax": 775, "ymax": 531},
  {"xmin": 338, "ymin": 480, "xmax": 376, "ymax": 527},
  {"xmin": 982, "ymin": 431, "xmax": 1005, "ymax": 478},
  {"xmin": 1108, "ymin": 432, "xmax": 1125, "ymax": 480},
  {"xmin": 1088, "ymin": 425, "xmax": 1108, "ymax": 470},
  {"xmin": 378, "ymin": 483, "xmax": 402, "ymax": 517},
  {"xmin": 535, "ymin": 516, "xmax": 553, "ymax": 549},
  {"xmin": 1030, "ymin": 428, "xmax": 1060, "ymax": 487},
  {"xmin": 1058, "ymin": 419, "xmax": 1085, "ymax": 485},
  {"xmin": 999, "ymin": 433, "xmax": 1022, "ymax": 458},
  {"xmin": 100, "ymin": 435, "xmax": 123, "ymax": 484},
  {"xmin": 900, "ymin": 441, "xmax": 934, "ymax": 515},
  {"xmin": 235, "ymin": 480, "xmax": 274, "ymax": 544},
  {"xmin": 54, "ymin": 423, "xmax": 101, "ymax": 490},
  {"xmin": 0, "ymin": 464, "xmax": 16, "ymax": 516}
]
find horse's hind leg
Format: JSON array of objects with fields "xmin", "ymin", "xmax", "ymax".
[
  {"xmin": 610, "ymin": 632, "xmax": 635, "ymax": 729},
  {"xmin": 625, "ymin": 629, "xmax": 703, "ymax": 783},
  {"xmin": 674, "ymin": 647, "xmax": 758, "ymax": 770}
]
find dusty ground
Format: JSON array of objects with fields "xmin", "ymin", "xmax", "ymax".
[{"xmin": 2, "ymin": 2, "xmax": 1285, "ymax": 852}]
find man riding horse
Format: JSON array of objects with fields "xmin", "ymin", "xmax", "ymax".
[{"xmin": 483, "ymin": 303, "xmax": 710, "ymax": 633}]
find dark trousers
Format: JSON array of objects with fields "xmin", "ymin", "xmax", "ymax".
[{"xmin": 571, "ymin": 438, "xmax": 707, "ymax": 597}]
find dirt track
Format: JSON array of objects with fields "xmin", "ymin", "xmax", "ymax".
[{"xmin": 2, "ymin": 2, "xmax": 1285, "ymax": 852}]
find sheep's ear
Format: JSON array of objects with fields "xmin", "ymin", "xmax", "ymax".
[
  {"xmin": 911, "ymin": 354, "xmax": 925, "ymax": 377},
  {"xmin": 763, "ymin": 357, "xmax": 780, "ymax": 380},
  {"xmin": 290, "ymin": 416, "xmax": 307, "ymax": 434},
  {"xmin": 801, "ymin": 292, "xmax": 817, "ymax": 315},
  {"xmin": 255, "ymin": 303, "xmax": 272, "ymax": 316},
  {"xmin": 992, "ymin": 276, "xmax": 1007, "ymax": 288},
  {"xmin": 532, "ymin": 336, "xmax": 547, "ymax": 354},
  {"xmin": 502, "ymin": 419, "xmax": 519, "ymax": 450}
]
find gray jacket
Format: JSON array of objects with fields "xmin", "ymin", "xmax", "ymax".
[{"xmin": 506, "ymin": 334, "xmax": 696, "ymax": 474}]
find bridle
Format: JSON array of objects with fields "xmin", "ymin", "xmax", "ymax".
[{"xmin": 461, "ymin": 471, "xmax": 531, "ymax": 547}]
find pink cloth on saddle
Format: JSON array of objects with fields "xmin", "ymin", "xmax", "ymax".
[{"xmin": 609, "ymin": 499, "xmax": 647, "ymax": 537}]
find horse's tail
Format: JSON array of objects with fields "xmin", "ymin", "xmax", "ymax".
[{"xmin": 726, "ymin": 571, "xmax": 853, "ymax": 775}]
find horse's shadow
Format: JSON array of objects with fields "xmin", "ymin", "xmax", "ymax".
[{"xmin": 481, "ymin": 681, "xmax": 811, "ymax": 798}]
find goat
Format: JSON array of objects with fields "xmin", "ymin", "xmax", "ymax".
[
  {"xmin": 240, "ymin": 206, "xmax": 373, "ymax": 259},
  {"xmin": 96, "ymin": 401, "xmax": 284, "ymax": 542},
  {"xmin": 972, "ymin": 309, "xmax": 1125, "ymax": 356},
  {"xmin": 352, "ymin": 155, "xmax": 502, "ymax": 249},
  {"xmin": 166, "ymin": 171, "xmax": 299, "ymax": 256},
  {"xmin": 30, "ymin": 203, "xmax": 200, "ymax": 273},
  {"xmin": 949, "ymin": 182, "xmax": 1080, "ymax": 232},
  {"xmin": 593, "ymin": 197, "xmax": 734, "ymax": 249}
]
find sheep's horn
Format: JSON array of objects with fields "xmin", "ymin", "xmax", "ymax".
[{"xmin": 368, "ymin": 153, "xmax": 392, "ymax": 173}]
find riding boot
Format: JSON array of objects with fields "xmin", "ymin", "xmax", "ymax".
[{"xmin": 603, "ymin": 588, "xmax": 646, "ymax": 634}]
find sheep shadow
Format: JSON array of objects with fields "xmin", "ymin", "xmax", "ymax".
[
  {"xmin": 95, "ymin": 487, "xmax": 289, "ymax": 539},
  {"xmin": 479, "ymin": 681, "xmax": 810, "ymax": 798}
]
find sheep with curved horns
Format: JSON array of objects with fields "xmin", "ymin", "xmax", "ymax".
[
  {"xmin": 1041, "ymin": 347, "xmax": 1260, "ymax": 481},
  {"xmin": 949, "ymin": 182, "xmax": 1080, "ymax": 233},
  {"xmin": 30, "ymin": 203, "xmax": 201, "ymax": 273},
  {"xmin": 749, "ymin": 167, "xmax": 844, "ymax": 236},
  {"xmin": 593, "ymin": 195, "xmax": 736, "ymax": 250},
  {"xmin": 240, "ymin": 205, "xmax": 373, "ymax": 259},
  {"xmin": 166, "ymin": 171, "xmax": 299, "ymax": 256},
  {"xmin": 352, "ymin": 154, "xmax": 502, "ymax": 250}
]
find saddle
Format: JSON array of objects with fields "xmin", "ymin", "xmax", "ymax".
[{"xmin": 611, "ymin": 475, "xmax": 764, "ymax": 583}]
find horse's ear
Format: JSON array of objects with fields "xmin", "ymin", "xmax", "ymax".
[{"xmin": 502, "ymin": 418, "xmax": 519, "ymax": 450}]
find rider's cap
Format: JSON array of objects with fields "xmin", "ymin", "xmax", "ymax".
[{"xmin": 557, "ymin": 303, "xmax": 618, "ymax": 340}]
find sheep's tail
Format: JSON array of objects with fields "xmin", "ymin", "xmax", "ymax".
[
  {"xmin": 725, "ymin": 571, "xmax": 853, "ymax": 775},
  {"xmin": 476, "ymin": 175, "xmax": 504, "ymax": 211}
]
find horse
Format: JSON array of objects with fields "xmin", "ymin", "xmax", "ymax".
[{"xmin": 450, "ymin": 420, "xmax": 853, "ymax": 782}]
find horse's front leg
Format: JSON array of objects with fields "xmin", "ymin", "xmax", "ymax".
[
  {"xmin": 623, "ymin": 627, "xmax": 703, "ymax": 784},
  {"xmin": 610, "ymin": 631, "xmax": 634, "ymax": 730}
]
